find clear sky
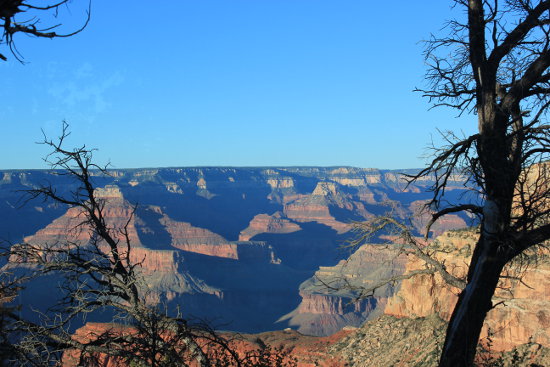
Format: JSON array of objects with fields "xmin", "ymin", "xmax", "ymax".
[{"xmin": 1, "ymin": 1, "xmax": 476, "ymax": 170}]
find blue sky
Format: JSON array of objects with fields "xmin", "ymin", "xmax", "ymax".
[{"xmin": 1, "ymin": 1, "xmax": 475, "ymax": 169}]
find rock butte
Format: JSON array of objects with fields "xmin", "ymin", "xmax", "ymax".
[{"xmin": 2, "ymin": 167, "xmax": 548, "ymax": 365}]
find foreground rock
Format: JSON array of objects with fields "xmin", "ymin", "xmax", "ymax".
[
  {"xmin": 385, "ymin": 229, "xmax": 550, "ymax": 351},
  {"xmin": 331, "ymin": 314, "xmax": 550, "ymax": 367},
  {"xmin": 277, "ymin": 230, "xmax": 550, "ymax": 364},
  {"xmin": 64, "ymin": 314, "xmax": 550, "ymax": 367}
]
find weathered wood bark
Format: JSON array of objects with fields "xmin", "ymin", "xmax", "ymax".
[{"xmin": 439, "ymin": 235, "xmax": 506, "ymax": 366}]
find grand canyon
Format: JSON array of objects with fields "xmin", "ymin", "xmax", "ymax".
[{"xmin": 2, "ymin": 166, "xmax": 549, "ymax": 365}]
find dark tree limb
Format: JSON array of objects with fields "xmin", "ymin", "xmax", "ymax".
[
  {"xmin": 0, "ymin": 0, "xmax": 91, "ymax": 62},
  {"xmin": 425, "ymin": 204, "xmax": 483, "ymax": 239},
  {"xmin": 411, "ymin": 1, "xmax": 550, "ymax": 365}
]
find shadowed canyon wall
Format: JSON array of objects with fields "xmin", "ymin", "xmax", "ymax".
[{"xmin": 1, "ymin": 167, "xmax": 471, "ymax": 334}]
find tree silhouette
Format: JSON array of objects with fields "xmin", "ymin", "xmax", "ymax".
[
  {"xmin": 0, "ymin": 0, "xmax": 90, "ymax": 62},
  {"xmin": 412, "ymin": 0, "xmax": 550, "ymax": 365},
  {"xmin": 2, "ymin": 123, "xmax": 215, "ymax": 366},
  {"xmin": 1, "ymin": 123, "xmax": 299, "ymax": 367}
]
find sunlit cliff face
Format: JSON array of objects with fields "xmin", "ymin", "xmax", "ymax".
[{"xmin": 1, "ymin": 166, "xmax": 470, "ymax": 335}]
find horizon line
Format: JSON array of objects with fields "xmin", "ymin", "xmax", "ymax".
[{"xmin": 0, "ymin": 165, "xmax": 423, "ymax": 172}]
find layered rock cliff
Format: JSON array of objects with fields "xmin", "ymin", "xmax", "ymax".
[
  {"xmin": 1, "ymin": 167, "xmax": 469, "ymax": 242},
  {"xmin": 21, "ymin": 185, "xmax": 143, "ymax": 248},
  {"xmin": 282, "ymin": 228, "xmax": 550, "ymax": 355},
  {"xmin": 384, "ymin": 229, "xmax": 550, "ymax": 352},
  {"xmin": 281, "ymin": 244, "xmax": 407, "ymax": 336},
  {"xmin": 1, "ymin": 166, "xmax": 471, "ymax": 335},
  {"xmin": 329, "ymin": 313, "xmax": 550, "ymax": 367},
  {"xmin": 239, "ymin": 212, "xmax": 301, "ymax": 241}
]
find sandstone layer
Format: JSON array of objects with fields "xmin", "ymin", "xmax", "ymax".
[
  {"xmin": 64, "ymin": 315, "xmax": 550, "ymax": 367},
  {"xmin": 384, "ymin": 229, "xmax": 550, "ymax": 352},
  {"xmin": 239, "ymin": 212, "xmax": 301, "ymax": 241},
  {"xmin": 2, "ymin": 166, "xmax": 471, "ymax": 336},
  {"xmin": 282, "ymin": 244, "xmax": 407, "ymax": 336}
]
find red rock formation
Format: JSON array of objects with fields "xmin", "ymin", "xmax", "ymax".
[
  {"xmin": 63, "ymin": 323, "xmax": 129, "ymax": 367},
  {"xmin": 161, "ymin": 216, "xmax": 240, "ymax": 258},
  {"xmin": 19, "ymin": 184, "xmax": 277, "ymax": 263},
  {"xmin": 63, "ymin": 311, "xmax": 550, "ymax": 367},
  {"xmin": 283, "ymin": 244, "xmax": 406, "ymax": 336},
  {"xmin": 239, "ymin": 329, "xmax": 351, "ymax": 367},
  {"xmin": 129, "ymin": 247, "xmax": 181, "ymax": 274},
  {"xmin": 21, "ymin": 186, "xmax": 143, "ymax": 250},
  {"xmin": 162, "ymin": 216, "xmax": 278, "ymax": 262},
  {"xmin": 384, "ymin": 230, "xmax": 550, "ymax": 351},
  {"xmin": 239, "ymin": 212, "xmax": 301, "ymax": 241},
  {"xmin": 283, "ymin": 196, "xmax": 350, "ymax": 233},
  {"xmin": 280, "ymin": 181, "xmax": 378, "ymax": 234},
  {"xmin": 63, "ymin": 322, "xmax": 350, "ymax": 367}
]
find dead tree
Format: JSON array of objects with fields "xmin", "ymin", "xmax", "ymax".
[
  {"xmin": 2, "ymin": 122, "xmax": 218, "ymax": 366},
  {"xmin": 0, "ymin": 0, "xmax": 90, "ymax": 62},
  {"xmin": 411, "ymin": 1, "xmax": 550, "ymax": 365},
  {"xmin": 2, "ymin": 123, "xmax": 298, "ymax": 366}
]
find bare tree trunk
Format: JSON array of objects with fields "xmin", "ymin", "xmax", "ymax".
[
  {"xmin": 413, "ymin": 0, "xmax": 550, "ymax": 364},
  {"xmin": 439, "ymin": 235, "xmax": 506, "ymax": 366}
]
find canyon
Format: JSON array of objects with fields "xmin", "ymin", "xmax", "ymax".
[
  {"xmin": 0, "ymin": 166, "xmax": 469, "ymax": 335},
  {"xmin": 2, "ymin": 166, "xmax": 549, "ymax": 365},
  {"xmin": 61, "ymin": 230, "xmax": 550, "ymax": 366}
]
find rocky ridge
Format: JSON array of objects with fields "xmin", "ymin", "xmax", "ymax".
[
  {"xmin": 56, "ymin": 227, "xmax": 550, "ymax": 365},
  {"xmin": 281, "ymin": 244, "xmax": 407, "ymax": 336},
  {"xmin": 329, "ymin": 314, "xmax": 550, "ymax": 367},
  {"xmin": 1, "ymin": 167, "xmax": 471, "ymax": 334},
  {"xmin": 384, "ymin": 229, "xmax": 550, "ymax": 351},
  {"xmin": 63, "ymin": 313, "xmax": 550, "ymax": 367}
]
